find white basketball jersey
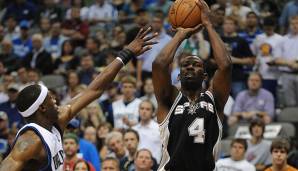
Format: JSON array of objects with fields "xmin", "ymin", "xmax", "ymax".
[{"xmin": 14, "ymin": 123, "xmax": 65, "ymax": 171}]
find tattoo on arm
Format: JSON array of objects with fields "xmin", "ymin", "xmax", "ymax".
[{"xmin": 16, "ymin": 139, "xmax": 36, "ymax": 153}]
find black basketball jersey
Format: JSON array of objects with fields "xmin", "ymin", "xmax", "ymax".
[{"xmin": 158, "ymin": 91, "xmax": 222, "ymax": 171}]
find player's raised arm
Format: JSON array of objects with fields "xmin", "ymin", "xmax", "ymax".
[
  {"xmin": 0, "ymin": 131, "xmax": 44, "ymax": 171},
  {"xmin": 152, "ymin": 25, "xmax": 202, "ymax": 123},
  {"xmin": 197, "ymin": 0, "xmax": 232, "ymax": 116},
  {"xmin": 58, "ymin": 27, "xmax": 158, "ymax": 129}
]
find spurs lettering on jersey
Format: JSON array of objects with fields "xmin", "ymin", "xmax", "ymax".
[{"xmin": 174, "ymin": 101, "xmax": 214, "ymax": 115}]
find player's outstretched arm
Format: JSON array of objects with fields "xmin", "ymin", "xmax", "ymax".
[
  {"xmin": 0, "ymin": 131, "xmax": 44, "ymax": 171},
  {"xmin": 58, "ymin": 27, "xmax": 158, "ymax": 129},
  {"xmin": 197, "ymin": 0, "xmax": 232, "ymax": 117},
  {"xmin": 152, "ymin": 25, "xmax": 202, "ymax": 123}
]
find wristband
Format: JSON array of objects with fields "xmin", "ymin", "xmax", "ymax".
[{"xmin": 117, "ymin": 49, "xmax": 135, "ymax": 65}]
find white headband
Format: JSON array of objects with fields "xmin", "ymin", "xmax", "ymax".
[{"xmin": 19, "ymin": 84, "xmax": 48, "ymax": 117}]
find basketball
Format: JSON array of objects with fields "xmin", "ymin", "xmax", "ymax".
[{"xmin": 168, "ymin": 0, "xmax": 201, "ymax": 28}]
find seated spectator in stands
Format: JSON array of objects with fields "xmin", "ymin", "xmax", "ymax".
[
  {"xmin": 78, "ymin": 53, "xmax": 97, "ymax": 85},
  {"xmin": 238, "ymin": 12, "xmax": 263, "ymax": 50},
  {"xmin": 44, "ymin": 21, "xmax": 68, "ymax": 60},
  {"xmin": 27, "ymin": 68, "xmax": 43, "ymax": 85},
  {"xmin": 0, "ymin": 111, "xmax": 9, "ymax": 159},
  {"xmin": 85, "ymin": 37, "xmax": 106, "ymax": 67},
  {"xmin": 112, "ymin": 76, "xmax": 141, "ymax": 129},
  {"xmin": 246, "ymin": 119, "xmax": 272, "ymax": 171},
  {"xmin": 279, "ymin": 0, "xmax": 298, "ymax": 34},
  {"xmin": 106, "ymin": 131, "xmax": 128, "ymax": 162},
  {"xmin": 131, "ymin": 149, "xmax": 154, "ymax": 171},
  {"xmin": 0, "ymin": 26, "xmax": 4, "ymax": 49},
  {"xmin": 73, "ymin": 160, "xmax": 96, "ymax": 171},
  {"xmin": 140, "ymin": 78, "xmax": 157, "ymax": 108},
  {"xmin": 216, "ymin": 138, "xmax": 256, "ymax": 171},
  {"xmin": 63, "ymin": 133, "xmax": 96, "ymax": 171},
  {"xmin": 2, "ymin": 0, "xmax": 38, "ymax": 24},
  {"xmin": 0, "ymin": 83, "xmax": 24, "ymax": 128},
  {"xmin": 12, "ymin": 20, "xmax": 32, "ymax": 59},
  {"xmin": 23, "ymin": 34, "xmax": 54, "ymax": 75},
  {"xmin": 54, "ymin": 40, "xmax": 80, "ymax": 74},
  {"xmin": 3, "ymin": 15, "xmax": 20, "ymax": 41},
  {"xmin": 81, "ymin": 102, "xmax": 104, "ymax": 129},
  {"xmin": 229, "ymin": 72, "xmax": 274, "ymax": 126},
  {"xmin": 66, "ymin": 119, "xmax": 101, "ymax": 171},
  {"xmin": 252, "ymin": 17, "xmax": 283, "ymax": 99},
  {"xmin": 38, "ymin": 17, "xmax": 51, "ymax": 39},
  {"xmin": 39, "ymin": 0, "xmax": 63, "ymax": 23},
  {"xmin": 62, "ymin": 6, "xmax": 89, "ymax": 47},
  {"xmin": 66, "ymin": 0, "xmax": 89, "ymax": 21},
  {"xmin": 122, "ymin": 129, "xmax": 140, "ymax": 170},
  {"xmin": 271, "ymin": 16, "xmax": 298, "ymax": 107},
  {"xmin": 83, "ymin": 126, "xmax": 97, "ymax": 146},
  {"xmin": 133, "ymin": 100, "xmax": 162, "ymax": 162},
  {"xmin": 96, "ymin": 122, "xmax": 113, "ymax": 159},
  {"xmin": 0, "ymin": 39, "xmax": 20, "ymax": 72},
  {"xmin": 221, "ymin": 16, "xmax": 255, "ymax": 97},
  {"xmin": 101, "ymin": 157, "xmax": 120, "ymax": 171},
  {"xmin": 148, "ymin": 0, "xmax": 172, "ymax": 16},
  {"xmin": 225, "ymin": 0, "xmax": 252, "ymax": 28},
  {"xmin": 264, "ymin": 138, "xmax": 297, "ymax": 171}
]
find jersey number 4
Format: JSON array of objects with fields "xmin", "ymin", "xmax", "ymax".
[{"xmin": 188, "ymin": 118, "xmax": 205, "ymax": 143}]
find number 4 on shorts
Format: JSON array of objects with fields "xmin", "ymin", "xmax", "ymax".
[{"xmin": 188, "ymin": 118, "xmax": 205, "ymax": 143}]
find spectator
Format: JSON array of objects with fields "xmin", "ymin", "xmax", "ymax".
[
  {"xmin": 83, "ymin": 126, "xmax": 97, "ymax": 146},
  {"xmin": 73, "ymin": 160, "xmax": 96, "ymax": 171},
  {"xmin": 0, "ymin": 111, "xmax": 9, "ymax": 158},
  {"xmin": 78, "ymin": 53, "xmax": 97, "ymax": 85},
  {"xmin": 256, "ymin": 0, "xmax": 279, "ymax": 20},
  {"xmin": 221, "ymin": 16, "xmax": 255, "ymax": 97},
  {"xmin": 140, "ymin": 78, "xmax": 157, "ymax": 108},
  {"xmin": 279, "ymin": 0, "xmax": 298, "ymax": 34},
  {"xmin": 3, "ymin": 15, "xmax": 20, "ymax": 41},
  {"xmin": 0, "ymin": 25, "xmax": 4, "ymax": 52},
  {"xmin": 63, "ymin": 133, "xmax": 96, "ymax": 171},
  {"xmin": 136, "ymin": 10, "xmax": 171, "ymax": 89},
  {"xmin": 133, "ymin": 149, "xmax": 154, "ymax": 171},
  {"xmin": 105, "ymin": 131, "xmax": 128, "ymax": 162},
  {"xmin": 66, "ymin": 119, "xmax": 101, "ymax": 171},
  {"xmin": 96, "ymin": 122, "xmax": 112, "ymax": 159},
  {"xmin": 16, "ymin": 67, "xmax": 29, "ymax": 90},
  {"xmin": 85, "ymin": 37, "xmax": 106, "ymax": 67},
  {"xmin": 66, "ymin": 0, "xmax": 89, "ymax": 21},
  {"xmin": 148, "ymin": 0, "xmax": 172, "ymax": 16},
  {"xmin": 101, "ymin": 157, "xmax": 120, "ymax": 171},
  {"xmin": 264, "ymin": 138, "xmax": 298, "ymax": 171},
  {"xmin": 216, "ymin": 138, "xmax": 256, "ymax": 171},
  {"xmin": 123, "ymin": 129, "xmax": 140, "ymax": 171},
  {"xmin": 2, "ymin": 0, "xmax": 38, "ymax": 24},
  {"xmin": 27, "ymin": 68, "xmax": 43, "ymax": 85},
  {"xmin": 229, "ymin": 72, "xmax": 274, "ymax": 125},
  {"xmin": 225, "ymin": 0, "xmax": 252, "ymax": 28},
  {"xmin": 112, "ymin": 76, "xmax": 141, "ymax": 129},
  {"xmin": 81, "ymin": 102, "xmax": 104, "ymax": 129},
  {"xmin": 0, "ymin": 39, "xmax": 20, "ymax": 72},
  {"xmin": 44, "ymin": 21, "xmax": 68, "ymax": 60},
  {"xmin": 238, "ymin": 12, "xmax": 263, "ymax": 50},
  {"xmin": 272, "ymin": 16, "xmax": 298, "ymax": 107},
  {"xmin": 0, "ymin": 83, "xmax": 24, "ymax": 128},
  {"xmin": 62, "ymin": 6, "xmax": 89, "ymax": 47},
  {"xmin": 39, "ymin": 0, "xmax": 63, "ymax": 23},
  {"xmin": 252, "ymin": 17, "xmax": 283, "ymax": 98},
  {"xmin": 38, "ymin": 17, "xmax": 51, "ymax": 39},
  {"xmin": 12, "ymin": 20, "xmax": 32, "ymax": 59},
  {"xmin": 133, "ymin": 100, "xmax": 162, "ymax": 162},
  {"xmin": 23, "ymin": 33, "xmax": 54, "ymax": 75},
  {"xmin": 54, "ymin": 40, "xmax": 80, "ymax": 74},
  {"xmin": 245, "ymin": 119, "xmax": 272, "ymax": 171}
]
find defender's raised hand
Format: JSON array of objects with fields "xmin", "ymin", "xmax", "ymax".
[{"xmin": 126, "ymin": 27, "xmax": 158, "ymax": 56}]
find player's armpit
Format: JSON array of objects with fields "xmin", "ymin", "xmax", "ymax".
[{"xmin": 0, "ymin": 131, "xmax": 44, "ymax": 171}]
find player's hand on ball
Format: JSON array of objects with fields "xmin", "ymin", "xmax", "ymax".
[
  {"xmin": 126, "ymin": 27, "xmax": 158, "ymax": 56},
  {"xmin": 195, "ymin": 0, "xmax": 211, "ymax": 26},
  {"xmin": 175, "ymin": 24, "xmax": 204, "ymax": 39}
]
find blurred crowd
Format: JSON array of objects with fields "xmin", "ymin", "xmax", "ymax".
[{"xmin": 0, "ymin": 0, "xmax": 298, "ymax": 171}]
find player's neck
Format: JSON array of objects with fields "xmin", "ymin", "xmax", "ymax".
[
  {"xmin": 28, "ymin": 116, "xmax": 53, "ymax": 131},
  {"xmin": 181, "ymin": 89, "xmax": 202, "ymax": 102}
]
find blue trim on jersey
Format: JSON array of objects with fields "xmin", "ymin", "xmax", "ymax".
[{"xmin": 12, "ymin": 126, "xmax": 52, "ymax": 171}]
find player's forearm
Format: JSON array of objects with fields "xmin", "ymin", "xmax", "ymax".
[
  {"xmin": 153, "ymin": 33, "xmax": 185, "ymax": 68},
  {"xmin": 206, "ymin": 24, "xmax": 232, "ymax": 70}
]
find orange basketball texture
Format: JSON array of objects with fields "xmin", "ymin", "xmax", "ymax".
[{"xmin": 168, "ymin": 0, "xmax": 201, "ymax": 28}]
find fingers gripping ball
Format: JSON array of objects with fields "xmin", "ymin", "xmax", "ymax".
[{"xmin": 169, "ymin": 0, "xmax": 202, "ymax": 28}]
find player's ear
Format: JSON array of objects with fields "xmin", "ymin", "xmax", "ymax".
[{"xmin": 39, "ymin": 104, "xmax": 47, "ymax": 112}]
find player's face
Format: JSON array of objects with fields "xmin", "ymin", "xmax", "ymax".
[
  {"xmin": 63, "ymin": 139, "xmax": 78, "ymax": 157},
  {"xmin": 124, "ymin": 132, "xmax": 139, "ymax": 153},
  {"xmin": 102, "ymin": 160, "xmax": 119, "ymax": 171},
  {"xmin": 230, "ymin": 142, "xmax": 245, "ymax": 161},
  {"xmin": 248, "ymin": 74, "xmax": 261, "ymax": 91},
  {"xmin": 139, "ymin": 101, "xmax": 153, "ymax": 122},
  {"xmin": 180, "ymin": 56, "xmax": 205, "ymax": 91},
  {"xmin": 272, "ymin": 148, "xmax": 287, "ymax": 165},
  {"xmin": 74, "ymin": 161, "xmax": 88, "ymax": 171},
  {"xmin": 44, "ymin": 93, "xmax": 59, "ymax": 122},
  {"xmin": 135, "ymin": 150, "xmax": 153, "ymax": 170}
]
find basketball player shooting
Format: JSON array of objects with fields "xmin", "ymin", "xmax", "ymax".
[
  {"xmin": 152, "ymin": 0, "xmax": 232, "ymax": 171},
  {"xmin": 0, "ymin": 27, "xmax": 157, "ymax": 171}
]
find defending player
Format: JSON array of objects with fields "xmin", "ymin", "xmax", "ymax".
[
  {"xmin": 152, "ymin": 0, "xmax": 232, "ymax": 170},
  {"xmin": 0, "ymin": 27, "xmax": 157, "ymax": 171}
]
